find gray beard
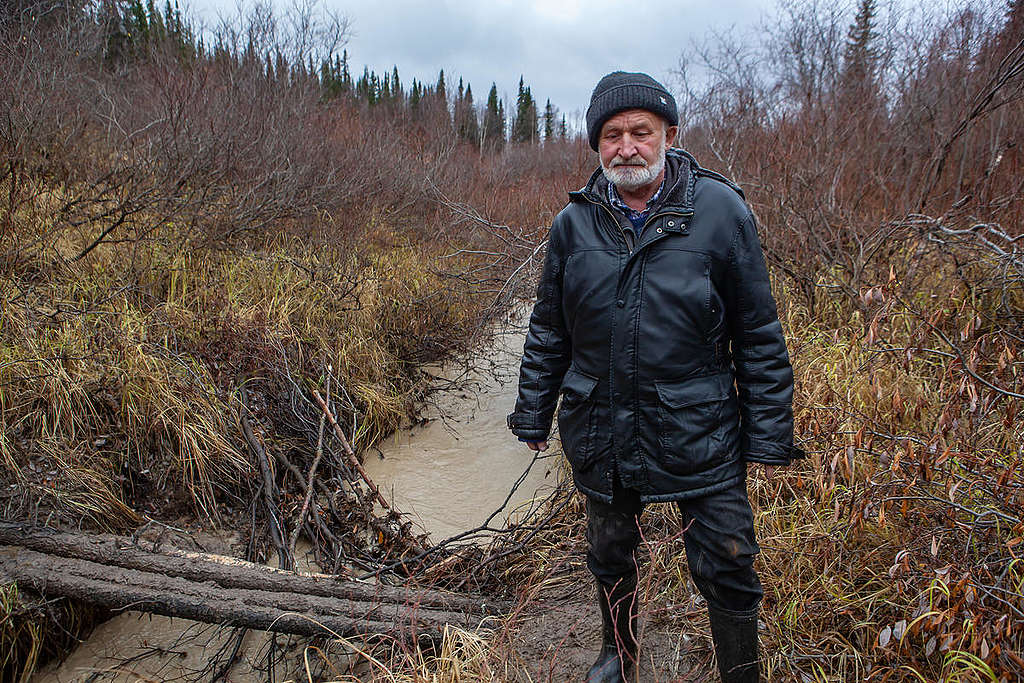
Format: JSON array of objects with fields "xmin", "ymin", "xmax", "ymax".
[{"xmin": 601, "ymin": 140, "xmax": 666, "ymax": 191}]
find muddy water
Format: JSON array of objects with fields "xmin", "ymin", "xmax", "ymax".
[
  {"xmin": 36, "ymin": 315, "xmax": 556, "ymax": 682},
  {"xmin": 363, "ymin": 317, "xmax": 555, "ymax": 540}
]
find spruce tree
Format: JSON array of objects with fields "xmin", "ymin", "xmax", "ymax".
[
  {"xmin": 543, "ymin": 99, "xmax": 556, "ymax": 142},
  {"xmin": 146, "ymin": 0, "xmax": 164, "ymax": 43},
  {"xmin": 275, "ymin": 50, "xmax": 288, "ymax": 85},
  {"xmin": 436, "ymin": 69, "xmax": 447, "ymax": 103},
  {"xmin": 512, "ymin": 76, "xmax": 538, "ymax": 143},
  {"xmin": 483, "ymin": 83, "xmax": 505, "ymax": 151},
  {"xmin": 464, "ymin": 83, "xmax": 479, "ymax": 146},
  {"xmin": 126, "ymin": 0, "xmax": 147, "ymax": 46},
  {"xmin": 455, "ymin": 80, "xmax": 480, "ymax": 147},
  {"xmin": 455, "ymin": 78, "xmax": 469, "ymax": 141},
  {"xmin": 512, "ymin": 76, "xmax": 526, "ymax": 142},
  {"xmin": 841, "ymin": 0, "xmax": 879, "ymax": 93},
  {"xmin": 410, "ymin": 79, "xmax": 421, "ymax": 115},
  {"xmin": 340, "ymin": 51, "xmax": 351, "ymax": 93},
  {"xmin": 432, "ymin": 69, "xmax": 450, "ymax": 126},
  {"xmin": 527, "ymin": 88, "xmax": 537, "ymax": 143},
  {"xmin": 100, "ymin": 0, "xmax": 130, "ymax": 63}
]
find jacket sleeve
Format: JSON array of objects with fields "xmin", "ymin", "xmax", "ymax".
[
  {"xmin": 507, "ymin": 221, "xmax": 572, "ymax": 441},
  {"xmin": 724, "ymin": 211, "xmax": 804, "ymax": 465}
]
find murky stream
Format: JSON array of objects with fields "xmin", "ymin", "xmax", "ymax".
[
  {"xmin": 35, "ymin": 316, "xmax": 554, "ymax": 682},
  {"xmin": 363, "ymin": 317, "xmax": 554, "ymax": 540}
]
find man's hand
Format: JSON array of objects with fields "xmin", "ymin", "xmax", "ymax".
[{"xmin": 524, "ymin": 440, "xmax": 549, "ymax": 452}]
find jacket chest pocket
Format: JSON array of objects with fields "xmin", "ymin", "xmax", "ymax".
[
  {"xmin": 655, "ymin": 372, "xmax": 732, "ymax": 474},
  {"xmin": 556, "ymin": 368, "xmax": 600, "ymax": 470},
  {"xmin": 641, "ymin": 250, "xmax": 718, "ymax": 345}
]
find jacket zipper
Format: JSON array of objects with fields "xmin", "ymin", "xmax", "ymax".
[
  {"xmin": 628, "ymin": 209, "xmax": 695, "ymax": 262},
  {"xmin": 580, "ymin": 193, "xmax": 634, "ymax": 252},
  {"xmin": 580, "ymin": 193, "xmax": 695, "ymax": 256}
]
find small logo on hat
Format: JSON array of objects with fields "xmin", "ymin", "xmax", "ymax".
[{"xmin": 660, "ymin": 96, "xmax": 667, "ymax": 104}]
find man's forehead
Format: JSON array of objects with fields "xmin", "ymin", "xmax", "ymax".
[{"xmin": 601, "ymin": 109, "xmax": 667, "ymax": 131}]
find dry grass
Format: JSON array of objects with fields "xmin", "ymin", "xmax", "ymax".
[{"xmin": 0, "ymin": 178, "xmax": 500, "ymax": 677}]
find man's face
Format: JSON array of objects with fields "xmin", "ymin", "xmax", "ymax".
[{"xmin": 598, "ymin": 109, "xmax": 677, "ymax": 191}]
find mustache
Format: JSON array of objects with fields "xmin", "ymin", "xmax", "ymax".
[{"xmin": 609, "ymin": 155, "xmax": 648, "ymax": 168}]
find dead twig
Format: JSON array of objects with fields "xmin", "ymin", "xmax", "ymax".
[
  {"xmin": 240, "ymin": 384, "xmax": 291, "ymax": 570},
  {"xmin": 289, "ymin": 371, "xmax": 331, "ymax": 560},
  {"xmin": 312, "ymin": 387, "xmax": 393, "ymax": 513}
]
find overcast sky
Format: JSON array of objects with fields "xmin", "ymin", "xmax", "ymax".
[{"xmin": 188, "ymin": 0, "xmax": 771, "ymax": 125}]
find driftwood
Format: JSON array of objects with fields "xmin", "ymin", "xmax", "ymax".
[{"xmin": 0, "ymin": 525, "xmax": 504, "ymax": 640}]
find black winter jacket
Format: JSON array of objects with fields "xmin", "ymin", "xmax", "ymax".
[{"xmin": 508, "ymin": 149, "xmax": 803, "ymax": 503}]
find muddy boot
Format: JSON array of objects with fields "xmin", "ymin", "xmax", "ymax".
[
  {"xmin": 708, "ymin": 605, "xmax": 759, "ymax": 683},
  {"xmin": 586, "ymin": 577, "xmax": 638, "ymax": 683}
]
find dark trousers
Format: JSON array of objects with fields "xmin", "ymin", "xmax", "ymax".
[{"xmin": 585, "ymin": 476, "xmax": 763, "ymax": 614}]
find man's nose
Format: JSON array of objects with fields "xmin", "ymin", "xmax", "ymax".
[{"xmin": 618, "ymin": 134, "xmax": 638, "ymax": 159}]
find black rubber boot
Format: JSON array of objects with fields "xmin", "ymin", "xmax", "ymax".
[
  {"xmin": 707, "ymin": 605, "xmax": 759, "ymax": 683},
  {"xmin": 585, "ymin": 577, "xmax": 638, "ymax": 682}
]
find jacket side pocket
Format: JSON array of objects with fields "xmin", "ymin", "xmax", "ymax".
[
  {"xmin": 556, "ymin": 368, "xmax": 600, "ymax": 468},
  {"xmin": 655, "ymin": 372, "xmax": 732, "ymax": 475}
]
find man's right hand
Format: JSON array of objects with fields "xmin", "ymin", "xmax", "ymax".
[{"xmin": 524, "ymin": 440, "xmax": 549, "ymax": 452}]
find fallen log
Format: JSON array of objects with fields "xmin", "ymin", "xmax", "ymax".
[{"xmin": 0, "ymin": 525, "xmax": 506, "ymax": 640}]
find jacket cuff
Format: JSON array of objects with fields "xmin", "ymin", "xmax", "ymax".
[
  {"xmin": 743, "ymin": 440, "xmax": 806, "ymax": 466},
  {"xmin": 507, "ymin": 413, "xmax": 549, "ymax": 441}
]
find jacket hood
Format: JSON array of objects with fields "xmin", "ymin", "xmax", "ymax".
[{"xmin": 571, "ymin": 148, "xmax": 697, "ymax": 215}]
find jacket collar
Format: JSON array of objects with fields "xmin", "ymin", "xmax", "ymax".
[{"xmin": 570, "ymin": 148, "xmax": 696, "ymax": 215}]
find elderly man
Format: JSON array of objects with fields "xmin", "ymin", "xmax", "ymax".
[{"xmin": 507, "ymin": 71, "xmax": 802, "ymax": 682}]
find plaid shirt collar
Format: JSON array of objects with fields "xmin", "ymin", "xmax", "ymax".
[{"xmin": 607, "ymin": 178, "xmax": 665, "ymax": 222}]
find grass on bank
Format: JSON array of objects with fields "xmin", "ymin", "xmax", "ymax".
[{"xmin": 0, "ymin": 183, "xmax": 497, "ymax": 679}]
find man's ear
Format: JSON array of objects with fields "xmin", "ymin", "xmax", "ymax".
[{"xmin": 665, "ymin": 125, "xmax": 679, "ymax": 148}]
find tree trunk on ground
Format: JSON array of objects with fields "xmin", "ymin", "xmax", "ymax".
[{"xmin": 0, "ymin": 524, "xmax": 504, "ymax": 640}]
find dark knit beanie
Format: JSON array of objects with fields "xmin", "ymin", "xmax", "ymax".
[{"xmin": 586, "ymin": 71, "xmax": 678, "ymax": 151}]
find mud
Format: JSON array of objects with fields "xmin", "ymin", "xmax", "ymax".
[{"xmin": 501, "ymin": 582, "xmax": 708, "ymax": 682}]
